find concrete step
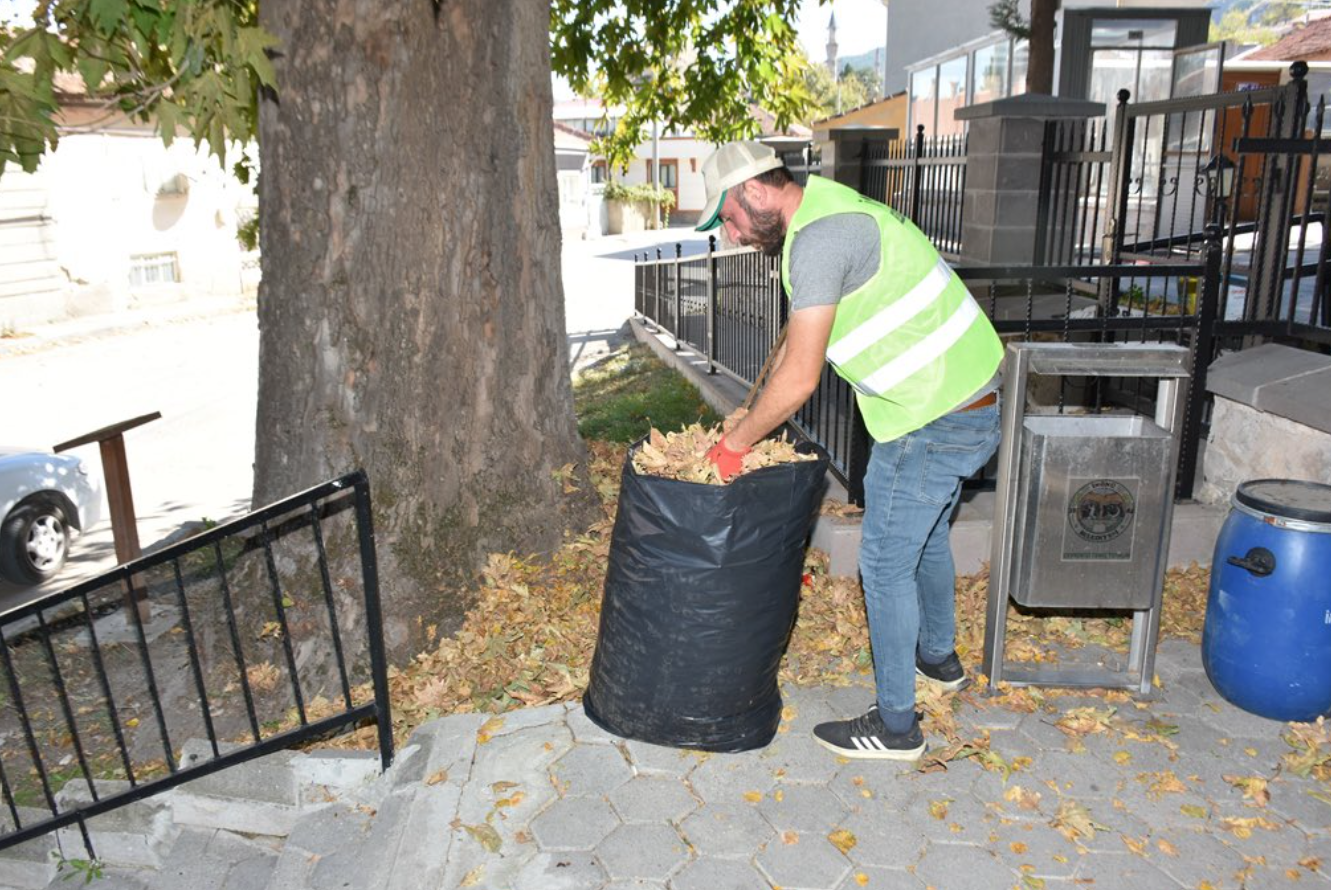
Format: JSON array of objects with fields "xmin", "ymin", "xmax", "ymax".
[
  {"xmin": 53, "ymin": 780, "xmax": 177, "ymax": 869},
  {"xmin": 0, "ymin": 807, "xmax": 58, "ymax": 890}
]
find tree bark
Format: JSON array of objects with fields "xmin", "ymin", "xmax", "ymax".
[
  {"xmin": 254, "ymin": 0, "xmax": 595, "ymax": 661},
  {"xmin": 1028, "ymin": 0, "xmax": 1057, "ymax": 96}
]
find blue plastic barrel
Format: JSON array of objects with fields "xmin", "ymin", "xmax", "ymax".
[{"xmin": 1202, "ymin": 479, "xmax": 1331, "ymax": 722}]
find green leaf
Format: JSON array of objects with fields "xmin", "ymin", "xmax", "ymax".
[{"xmin": 88, "ymin": 0, "xmax": 130, "ymax": 35}]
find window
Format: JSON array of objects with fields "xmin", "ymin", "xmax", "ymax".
[
  {"xmin": 591, "ymin": 161, "xmax": 607, "ymax": 184},
  {"xmin": 658, "ymin": 160, "xmax": 677, "ymax": 189},
  {"xmin": 1011, "ymin": 40, "xmax": 1029, "ymax": 97},
  {"xmin": 972, "ymin": 42, "xmax": 1009, "ymax": 107},
  {"xmin": 910, "ymin": 67, "xmax": 937, "ymax": 135},
  {"xmin": 129, "ymin": 253, "xmax": 179, "ymax": 287},
  {"xmin": 1091, "ymin": 19, "xmax": 1177, "ymax": 49},
  {"xmin": 936, "ymin": 56, "xmax": 968, "ymax": 136}
]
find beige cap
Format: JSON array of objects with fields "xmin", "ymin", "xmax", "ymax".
[{"xmin": 694, "ymin": 140, "xmax": 784, "ymax": 231}]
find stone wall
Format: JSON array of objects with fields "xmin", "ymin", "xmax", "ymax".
[{"xmin": 1200, "ymin": 344, "xmax": 1331, "ymax": 505}]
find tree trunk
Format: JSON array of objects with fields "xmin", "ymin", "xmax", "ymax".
[
  {"xmin": 254, "ymin": 0, "xmax": 596, "ymax": 662},
  {"xmin": 1027, "ymin": 0, "xmax": 1057, "ymax": 95}
]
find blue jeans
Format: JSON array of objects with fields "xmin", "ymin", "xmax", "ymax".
[{"xmin": 858, "ymin": 401, "xmax": 1001, "ymax": 728}]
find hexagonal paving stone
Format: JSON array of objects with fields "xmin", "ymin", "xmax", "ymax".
[
  {"xmin": 596, "ymin": 823, "xmax": 692, "ymax": 882},
  {"xmin": 1149, "ymin": 826, "xmax": 1251, "ymax": 890},
  {"xmin": 836, "ymin": 811, "xmax": 927, "ymax": 870},
  {"xmin": 914, "ymin": 842, "xmax": 1019, "ymax": 890},
  {"xmin": 566, "ymin": 705, "xmax": 619, "ymax": 745},
  {"xmin": 511, "ymin": 850, "xmax": 606, "ymax": 890},
  {"xmin": 670, "ymin": 856, "xmax": 771, "ymax": 890},
  {"xmin": 1074, "ymin": 851, "xmax": 1187, "ymax": 889},
  {"xmin": 908, "ymin": 790, "xmax": 1004, "ymax": 847},
  {"xmin": 756, "ymin": 782, "xmax": 851, "ymax": 835},
  {"xmin": 609, "ymin": 775, "xmax": 698, "ymax": 824},
  {"xmin": 549, "ymin": 742, "xmax": 634, "ymax": 797},
  {"xmin": 983, "ymin": 819, "xmax": 1082, "ymax": 881},
  {"xmin": 529, "ymin": 796, "xmax": 621, "ymax": 851},
  {"xmin": 834, "ymin": 865, "xmax": 926, "ymax": 889},
  {"xmin": 679, "ymin": 803, "xmax": 775, "ymax": 859},
  {"xmin": 687, "ymin": 755, "xmax": 778, "ymax": 805},
  {"xmin": 827, "ymin": 764, "xmax": 920, "ymax": 814},
  {"xmin": 622, "ymin": 738, "xmax": 697, "ymax": 777},
  {"xmin": 754, "ymin": 830, "xmax": 851, "ymax": 890}
]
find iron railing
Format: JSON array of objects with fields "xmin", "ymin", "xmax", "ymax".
[
  {"xmin": 861, "ymin": 127, "xmax": 968, "ymax": 260},
  {"xmin": 0, "ymin": 471, "xmax": 393, "ymax": 858},
  {"xmin": 635, "ymin": 231, "xmax": 1237, "ymax": 503},
  {"xmin": 1038, "ymin": 62, "xmax": 1330, "ymax": 343}
]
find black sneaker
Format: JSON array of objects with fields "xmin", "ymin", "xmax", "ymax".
[
  {"xmin": 915, "ymin": 650, "xmax": 970, "ymax": 692},
  {"xmin": 812, "ymin": 705, "xmax": 925, "ymax": 760}
]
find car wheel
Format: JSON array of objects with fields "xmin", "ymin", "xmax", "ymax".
[{"xmin": 0, "ymin": 503, "xmax": 70, "ymax": 585}]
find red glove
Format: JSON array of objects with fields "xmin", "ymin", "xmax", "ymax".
[{"xmin": 706, "ymin": 437, "xmax": 750, "ymax": 482}]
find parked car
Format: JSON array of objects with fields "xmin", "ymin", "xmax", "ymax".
[{"xmin": 0, "ymin": 447, "xmax": 104, "ymax": 585}]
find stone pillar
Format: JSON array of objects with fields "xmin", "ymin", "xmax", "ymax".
[
  {"xmin": 823, "ymin": 126, "xmax": 900, "ymax": 191},
  {"xmin": 955, "ymin": 94, "xmax": 1104, "ymax": 266}
]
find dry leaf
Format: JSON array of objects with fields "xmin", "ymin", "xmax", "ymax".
[
  {"xmin": 631, "ymin": 423, "xmax": 817, "ymax": 484},
  {"xmin": 1157, "ymin": 838, "xmax": 1179, "ymax": 856},
  {"xmin": 828, "ymin": 829, "xmax": 857, "ymax": 854},
  {"xmin": 1004, "ymin": 785, "xmax": 1042, "ymax": 811},
  {"xmin": 459, "ymin": 866, "xmax": 485, "ymax": 887},
  {"xmin": 781, "ymin": 830, "xmax": 800, "ymax": 845},
  {"xmin": 743, "ymin": 791, "xmax": 763, "ymax": 803},
  {"xmin": 928, "ymin": 799, "xmax": 951, "ymax": 820},
  {"xmin": 1222, "ymin": 774, "xmax": 1271, "ymax": 807},
  {"xmin": 463, "ymin": 823, "xmax": 503, "ymax": 853},
  {"xmin": 425, "ymin": 770, "xmax": 448, "ymax": 786},
  {"xmin": 1051, "ymin": 800, "xmax": 1105, "ymax": 842}
]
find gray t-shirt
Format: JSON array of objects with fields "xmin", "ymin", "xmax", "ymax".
[{"xmin": 788, "ymin": 213, "xmax": 881, "ymax": 311}]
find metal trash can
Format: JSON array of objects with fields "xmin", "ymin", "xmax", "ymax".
[
  {"xmin": 1012, "ymin": 414, "xmax": 1174, "ymax": 611},
  {"xmin": 983, "ymin": 342, "xmax": 1191, "ymax": 693}
]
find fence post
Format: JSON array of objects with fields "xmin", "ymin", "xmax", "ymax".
[
  {"xmin": 1099, "ymin": 89, "xmax": 1134, "ymax": 314},
  {"xmin": 910, "ymin": 124, "xmax": 925, "ymax": 223},
  {"xmin": 674, "ymin": 243, "xmax": 683, "ymax": 349},
  {"xmin": 707, "ymin": 235, "xmax": 718, "ymax": 374},
  {"xmin": 655, "ymin": 247, "xmax": 662, "ymax": 328},
  {"xmin": 1248, "ymin": 61, "xmax": 1309, "ymax": 329},
  {"xmin": 1176, "ymin": 224, "xmax": 1223, "ymax": 500}
]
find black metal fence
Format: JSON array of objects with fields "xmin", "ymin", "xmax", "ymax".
[
  {"xmin": 1038, "ymin": 62, "xmax": 1331, "ymax": 345},
  {"xmin": 0, "ymin": 471, "xmax": 393, "ymax": 859},
  {"xmin": 1036, "ymin": 116, "xmax": 1113, "ymax": 266},
  {"xmin": 861, "ymin": 127, "xmax": 968, "ymax": 260},
  {"xmin": 635, "ymin": 232, "xmax": 1235, "ymax": 504}
]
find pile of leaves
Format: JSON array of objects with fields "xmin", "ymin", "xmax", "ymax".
[
  {"xmin": 302, "ymin": 439, "xmax": 1234, "ymax": 778},
  {"xmin": 631, "ymin": 423, "xmax": 817, "ymax": 484}
]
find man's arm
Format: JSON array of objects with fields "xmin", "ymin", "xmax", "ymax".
[{"xmin": 722, "ymin": 304, "xmax": 837, "ymax": 451}]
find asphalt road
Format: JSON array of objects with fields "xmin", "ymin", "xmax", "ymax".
[{"xmin": 0, "ymin": 309, "xmax": 259, "ymax": 607}]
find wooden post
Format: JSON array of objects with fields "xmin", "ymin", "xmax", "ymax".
[{"xmin": 54, "ymin": 412, "xmax": 161, "ymax": 620}]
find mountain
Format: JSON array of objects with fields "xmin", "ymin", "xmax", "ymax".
[{"xmin": 837, "ymin": 47, "xmax": 885, "ymax": 76}]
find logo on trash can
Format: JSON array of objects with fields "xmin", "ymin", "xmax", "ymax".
[{"xmin": 1068, "ymin": 479, "xmax": 1136, "ymax": 543}]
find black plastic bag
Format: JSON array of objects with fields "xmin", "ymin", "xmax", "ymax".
[{"xmin": 582, "ymin": 440, "xmax": 829, "ymax": 752}]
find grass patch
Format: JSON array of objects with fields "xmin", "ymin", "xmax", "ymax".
[{"xmin": 573, "ymin": 343, "xmax": 722, "ymax": 443}]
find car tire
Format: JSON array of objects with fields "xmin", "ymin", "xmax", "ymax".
[{"xmin": 0, "ymin": 502, "xmax": 70, "ymax": 585}]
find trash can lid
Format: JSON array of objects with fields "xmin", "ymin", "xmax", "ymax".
[{"xmin": 1235, "ymin": 479, "xmax": 1331, "ymax": 524}]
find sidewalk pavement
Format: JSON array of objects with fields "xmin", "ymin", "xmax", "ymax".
[{"xmin": 37, "ymin": 637, "xmax": 1331, "ymax": 890}]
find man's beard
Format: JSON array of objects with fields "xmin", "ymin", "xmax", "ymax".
[{"xmin": 737, "ymin": 196, "xmax": 786, "ymax": 257}]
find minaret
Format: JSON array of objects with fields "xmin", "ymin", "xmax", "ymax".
[{"xmin": 826, "ymin": 11, "xmax": 838, "ymax": 76}]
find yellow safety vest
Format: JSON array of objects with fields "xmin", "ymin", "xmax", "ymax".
[{"xmin": 781, "ymin": 176, "xmax": 1003, "ymax": 443}]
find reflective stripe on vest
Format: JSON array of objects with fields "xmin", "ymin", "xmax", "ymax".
[{"xmin": 825, "ymin": 257, "xmax": 952, "ymax": 368}]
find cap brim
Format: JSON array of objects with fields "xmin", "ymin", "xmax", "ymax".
[{"xmin": 695, "ymin": 189, "xmax": 725, "ymax": 231}]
